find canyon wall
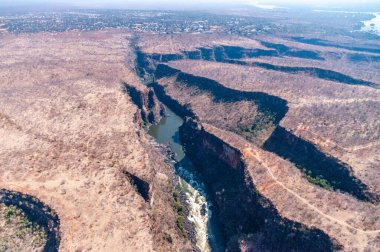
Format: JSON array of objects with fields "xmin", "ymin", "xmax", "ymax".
[
  {"xmin": 179, "ymin": 117, "xmax": 338, "ymax": 251},
  {"xmin": 124, "ymin": 83, "xmax": 164, "ymax": 125}
]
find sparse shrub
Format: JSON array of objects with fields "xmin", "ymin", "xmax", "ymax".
[
  {"xmin": 1, "ymin": 203, "xmax": 48, "ymax": 249},
  {"xmin": 176, "ymin": 216, "xmax": 186, "ymax": 238},
  {"xmin": 174, "ymin": 201, "xmax": 184, "ymax": 215},
  {"xmin": 172, "ymin": 188, "xmax": 187, "ymax": 238},
  {"xmin": 302, "ymin": 173, "xmax": 333, "ymax": 190},
  {"xmin": 4, "ymin": 206, "xmax": 18, "ymax": 223},
  {"xmin": 163, "ymin": 233, "xmax": 173, "ymax": 244}
]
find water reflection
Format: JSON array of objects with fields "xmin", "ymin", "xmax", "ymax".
[{"xmin": 148, "ymin": 106, "xmax": 224, "ymax": 252}]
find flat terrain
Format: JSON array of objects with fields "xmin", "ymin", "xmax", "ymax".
[{"xmin": 0, "ymin": 30, "xmax": 189, "ymax": 251}]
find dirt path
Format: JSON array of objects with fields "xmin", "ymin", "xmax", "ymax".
[{"xmin": 243, "ymin": 147, "xmax": 380, "ymax": 234}]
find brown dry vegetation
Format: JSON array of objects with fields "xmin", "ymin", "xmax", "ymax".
[
  {"xmin": 140, "ymin": 32, "xmax": 380, "ymax": 251},
  {"xmin": 0, "ymin": 203, "xmax": 47, "ymax": 252},
  {"xmin": 1, "ymin": 25, "xmax": 379, "ymax": 251},
  {"xmin": 246, "ymin": 55, "xmax": 380, "ymax": 85},
  {"xmin": 157, "ymin": 76, "xmax": 274, "ymax": 145},
  {"xmin": 167, "ymin": 59, "xmax": 380, "ymax": 195},
  {"xmin": 154, "ymin": 66, "xmax": 380, "ymax": 248},
  {"xmin": 206, "ymin": 124, "xmax": 380, "ymax": 251},
  {"xmin": 0, "ymin": 30, "xmax": 190, "ymax": 251},
  {"xmin": 138, "ymin": 33, "xmax": 267, "ymax": 54}
]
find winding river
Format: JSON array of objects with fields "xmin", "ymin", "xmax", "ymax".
[{"xmin": 148, "ymin": 105, "xmax": 224, "ymax": 252}]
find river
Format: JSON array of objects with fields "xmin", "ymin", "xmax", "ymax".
[{"xmin": 148, "ymin": 105, "xmax": 224, "ymax": 252}]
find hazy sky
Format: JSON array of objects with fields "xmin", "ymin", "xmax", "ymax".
[{"xmin": 1, "ymin": 0, "xmax": 379, "ymax": 10}]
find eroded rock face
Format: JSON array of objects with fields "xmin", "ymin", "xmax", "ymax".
[
  {"xmin": 137, "ymin": 43, "xmax": 378, "ymax": 88},
  {"xmin": 263, "ymin": 126, "xmax": 377, "ymax": 202},
  {"xmin": 152, "ymin": 64, "xmax": 374, "ymax": 202},
  {"xmin": 124, "ymin": 84, "xmax": 165, "ymax": 125},
  {"xmin": 179, "ymin": 118, "xmax": 338, "ymax": 251},
  {"xmin": 135, "ymin": 32, "xmax": 380, "ymax": 251}
]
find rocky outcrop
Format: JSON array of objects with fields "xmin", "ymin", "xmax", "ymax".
[
  {"xmin": 263, "ymin": 126, "xmax": 378, "ymax": 202},
  {"xmin": 152, "ymin": 64, "xmax": 378, "ymax": 202},
  {"xmin": 133, "ymin": 44, "xmax": 378, "ymax": 251},
  {"xmin": 179, "ymin": 118, "xmax": 339, "ymax": 251},
  {"xmin": 124, "ymin": 170, "xmax": 150, "ymax": 202},
  {"xmin": 250, "ymin": 62, "xmax": 377, "ymax": 87},
  {"xmin": 293, "ymin": 37, "xmax": 380, "ymax": 54},
  {"xmin": 151, "ymin": 82, "xmax": 195, "ymax": 119},
  {"xmin": 124, "ymin": 83, "xmax": 164, "ymax": 125},
  {"xmin": 137, "ymin": 43, "xmax": 378, "ymax": 88}
]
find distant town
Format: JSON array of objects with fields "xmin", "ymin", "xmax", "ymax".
[
  {"xmin": 1, "ymin": 9, "xmax": 377, "ymax": 41},
  {"xmin": 0, "ymin": 9, "xmax": 291, "ymax": 36}
]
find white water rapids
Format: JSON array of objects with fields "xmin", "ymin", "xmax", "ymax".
[
  {"xmin": 179, "ymin": 174, "xmax": 210, "ymax": 251},
  {"xmin": 148, "ymin": 105, "xmax": 221, "ymax": 251}
]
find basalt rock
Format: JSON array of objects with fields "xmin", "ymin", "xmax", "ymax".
[
  {"xmin": 179, "ymin": 118, "xmax": 339, "ymax": 251},
  {"xmin": 124, "ymin": 83, "xmax": 165, "ymax": 125}
]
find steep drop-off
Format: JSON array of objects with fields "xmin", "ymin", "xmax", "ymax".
[
  {"xmin": 292, "ymin": 37, "xmax": 380, "ymax": 54},
  {"xmin": 124, "ymin": 83, "xmax": 164, "ymax": 125},
  {"xmin": 132, "ymin": 42, "xmax": 379, "ymax": 250},
  {"xmin": 152, "ymin": 63, "xmax": 376, "ymax": 202},
  {"xmin": 135, "ymin": 43, "xmax": 377, "ymax": 88},
  {"xmin": 250, "ymin": 62, "xmax": 376, "ymax": 87},
  {"xmin": 179, "ymin": 118, "xmax": 339, "ymax": 251},
  {"xmin": 263, "ymin": 127, "xmax": 378, "ymax": 202},
  {"xmin": 138, "ymin": 65, "xmax": 340, "ymax": 249},
  {"xmin": 155, "ymin": 64, "xmax": 288, "ymax": 127}
]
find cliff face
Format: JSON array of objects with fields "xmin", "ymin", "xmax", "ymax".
[
  {"xmin": 263, "ymin": 126, "xmax": 377, "ymax": 202},
  {"xmin": 152, "ymin": 64, "xmax": 376, "ymax": 202},
  {"xmin": 135, "ymin": 36, "xmax": 380, "ymax": 251},
  {"xmin": 202, "ymin": 135, "xmax": 242, "ymax": 171},
  {"xmin": 124, "ymin": 83, "xmax": 165, "ymax": 125},
  {"xmin": 145, "ymin": 61, "xmax": 380, "ymax": 251},
  {"xmin": 179, "ymin": 118, "xmax": 337, "ymax": 251},
  {"xmin": 124, "ymin": 81, "xmax": 200, "ymax": 251},
  {"xmin": 137, "ymin": 44, "xmax": 377, "ymax": 88},
  {"xmin": 153, "ymin": 64, "xmax": 288, "ymax": 146},
  {"xmin": 140, "ymin": 44, "xmax": 323, "ymax": 65}
]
